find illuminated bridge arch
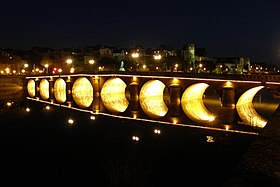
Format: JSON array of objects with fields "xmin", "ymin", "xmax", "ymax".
[
  {"xmin": 181, "ymin": 83, "xmax": 215, "ymax": 123},
  {"xmin": 72, "ymin": 77, "xmax": 93, "ymax": 108},
  {"xmin": 236, "ymin": 86, "xmax": 267, "ymax": 128},
  {"xmin": 100, "ymin": 77, "xmax": 129, "ymax": 113},
  {"xmin": 139, "ymin": 80, "xmax": 168, "ymax": 118},
  {"xmin": 27, "ymin": 79, "xmax": 36, "ymax": 97},
  {"xmin": 39, "ymin": 79, "xmax": 49, "ymax": 100},
  {"xmin": 54, "ymin": 78, "xmax": 67, "ymax": 104}
]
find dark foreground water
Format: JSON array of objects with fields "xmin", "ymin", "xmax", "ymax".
[{"xmin": 0, "ymin": 100, "xmax": 257, "ymax": 186}]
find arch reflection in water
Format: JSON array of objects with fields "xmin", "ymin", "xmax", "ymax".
[
  {"xmin": 27, "ymin": 79, "xmax": 36, "ymax": 97},
  {"xmin": 100, "ymin": 77, "xmax": 129, "ymax": 113},
  {"xmin": 139, "ymin": 80, "xmax": 168, "ymax": 118},
  {"xmin": 54, "ymin": 78, "xmax": 67, "ymax": 103},
  {"xmin": 236, "ymin": 86, "xmax": 267, "ymax": 128},
  {"xmin": 181, "ymin": 83, "xmax": 215, "ymax": 123},
  {"xmin": 72, "ymin": 77, "xmax": 93, "ymax": 108},
  {"xmin": 39, "ymin": 79, "xmax": 49, "ymax": 100}
]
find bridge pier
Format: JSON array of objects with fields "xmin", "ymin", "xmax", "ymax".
[
  {"xmin": 169, "ymin": 84, "xmax": 181, "ymax": 117},
  {"xmin": 221, "ymin": 84, "xmax": 235, "ymax": 108},
  {"xmin": 35, "ymin": 78, "xmax": 40, "ymax": 98},
  {"xmin": 49, "ymin": 78, "xmax": 54, "ymax": 101},
  {"xmin": 91, "ymin": 76, "xmax": 101, "ymax": 97},
  {"xmin": 66, "ymin": 77, "xmax": 73, "ymax": 106},
  {"xmin": 128, "ymin": 82, "xmax": 139, "ymax": 114}
]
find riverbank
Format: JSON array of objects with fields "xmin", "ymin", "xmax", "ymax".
[{"xmin": 224, "ymin": 105, "xmax": 280, "ymax": 186}]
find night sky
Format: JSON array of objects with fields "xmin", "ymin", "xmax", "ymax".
[{"xmin": 1, "ymin": 0, "xmax": 280, "ymax": 64}]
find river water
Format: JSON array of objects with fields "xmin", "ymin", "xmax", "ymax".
[{"xmin": 0, "ymin": 87, "xmax": 279, "ymax": 186}]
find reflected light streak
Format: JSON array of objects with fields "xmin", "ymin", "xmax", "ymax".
[
  {"xmin": 236, "ymin": 86, "xmax": 267, "ymax": 128},
  {"xmin": 100, "ymin": 78, "xmax": 129, "ymax": 113},
  {"xmin": 181, "ymin": 83, "xmax": 215, "ymax": 123},
  {"xmin": 139, "ymin": 80, "xmax": 168, "ymax": 118}
]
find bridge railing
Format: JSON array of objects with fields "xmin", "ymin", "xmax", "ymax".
[{"xmin": 94, "ymin": 71, "xmax": 280, "ymax": 82}]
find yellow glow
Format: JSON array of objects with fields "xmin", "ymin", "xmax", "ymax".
[
  {"xmin": 224, "ymin": 81, "xmax": 234, "ymax": 88},
  {"xmin": 132, "ymin": 136, "xmax": 139, "ymax": 141},
  {"xmin": 54, "ymin": 78, "xmax": 67, "ymax": 103},
  {"xmin": 66, "ymin": 59, "xmax": 72, "ymax": 64},
  {"xmin": 236, "ymin": 86, "xmax": 267, "ymax": 128},
  {"xmin": 139, "ymin": 80, "xmax": 168, "ymax": 118},
  {"xmin": 181, "ymin": 83, "xmax": 214, "ymax": 123},
  {"xmin": 132, "ymin": 76, "xmax": 137, "ymax": 82},
  {"xmin": 171, "ymin": 78, "xmax": 180, "ymax": 86},
  {"xmin": 154, "ymin": 129, "xmax": 161, "ymax": 134},
  {"xmin": 68, "ymin": 119, "xmax": 74, "ymax": 124},
  {"xmin": 72, "ymin": 77, "xmax": 93, "ymax": 108},
  {"xmin": 100, "ymin": 78, "xmax": 129, "ymax": 113},
  {"xmin": 224, "ymin": 125, "xmax": 231, "ymax": 130},
  {"xmin": 39, "ymin": 79, "xmax": 49, "ymax": 100},
  {"xmin": 27, "ymin": 79, "xmax": 36, "ymax": 97},
  {"xmin": 153, "ymin": 54, "xmax": 162, "ymax": 60},
  {"xmin": 131, "ymin": 53, "xmax": 139, "ymax": 58},
  {"xmin": 89, "ymin": 60, "xmax": 95, "ymax": 64}
]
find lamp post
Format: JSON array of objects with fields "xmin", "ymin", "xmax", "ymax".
[
  {"xmin": 89, "ymin": 59, "xmax": 95, "ymax": 72},
  {"xmin": 44, "ymin": 64, "xmax": 49, "ymax": 74},
  {"xmin": 154, "ymin": 54, "xmax": 162, "ymax": 71},
  {"xmin": 131, "ymin": 52, "xmax": 139, "ymax": 71}
]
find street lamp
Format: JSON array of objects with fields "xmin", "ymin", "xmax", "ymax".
[
  {"xmin": 89, "ymin": 59, "xmax": 95, "ymax": 65},
  {"xmin": 66, "ymin": 58, "xmax": 72, "ymax": 64},
  {"xmin": 44, "ymin": 64, "xmax": 49, "ymax": 74}
]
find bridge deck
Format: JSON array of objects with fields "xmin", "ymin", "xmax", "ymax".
[{"xmin": 224, "ymin": 105, "xmax": 280, "ymax": 186}]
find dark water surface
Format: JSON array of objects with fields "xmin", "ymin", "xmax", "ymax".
[{"xmin": 0, "ymin": 100, "xmax": 257, "ymax": 186}]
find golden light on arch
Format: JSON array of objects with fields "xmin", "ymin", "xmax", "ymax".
[
  {"xmin": 100, "ymin": 77, "xmax": 129, "ymax": 113},
  {"xmin": 27, "ymin": 79, "xmax": 36, "ymax": 97},
  {"xmin": 54, "ymin": 78, "xmax": 67, "ymax": 103},
  {"xmin": 72, "ymin": 77, "xmax": 93, "ymax": 108},
  {"xmin": 39, "ymin": 79, "xmax": 49, "ymax": 100},
  {"xmin": 181, "ymin": 83, "xmax": 215, "ymax": 123},
  {"xmin": 224, "ymin": 81, "xmax": 234, "ymax": 88},
  {"xmin": 139, "ymin": 80, "xmax": 168, "ymax": 118},
  {"xmin": 236, "ymin": 86, "xmax": 267, "ymax": 128}
]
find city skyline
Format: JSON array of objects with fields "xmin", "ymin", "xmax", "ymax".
[{"xmin": 1, "ymin": 0, "xmax": 280, "ymax": 64}]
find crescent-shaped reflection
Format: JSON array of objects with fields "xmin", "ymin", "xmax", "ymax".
[
  {"xmin": 139, "ymin": 80, "xmax": 168, "ymax": 118},
  {"xmin": 100, "ymin": 77, "xmax": 129, "ymax": 113},
  {"xmin": 39, "ymin": 79, "xmax": 49, "ymax": 100},
  {"xmin": 72, "ymin": 77, "xmax": 93, "ymax": 108},
  {"xmin": 181, "ymin": 83, "xmax": 215, "ymax": 123},
  {"xmin": 236, "ymin": 86, "xmax": 267, "ymax": 128},
  {"xmin": 54, "ymin": 78, "xmax": 67, "ymax": 103},
  {"xmin": 27, "ymin": 79, "xmax": 36, "ymax": 97}
]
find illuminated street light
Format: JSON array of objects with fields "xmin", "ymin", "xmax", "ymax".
[
  {"xmin": 154, "ymin": 129, "xmax": 161, "ymax": 134},
  {"xmin": 68, "ymin": 118, "xmax": 74, "ymax": 124},
  {"xmin": 44, "ymin": 64, "xmax": 49, "ymax": 74},
  {"xmin": 131, "ymin": 53, "xmax": 139, "ymax": 58},
  {"xmin": 153, "ymin": 54, "xmax": 162, "ymax": 60},
  {"xmin": 66, "ymin": 59, "xmax": 72, "ymax": 64},
  {"xmin": 70, "ymin": 67, "xmax": 75, "ymax": 73},
  {"xmin": 89, "ymin": 59, "xmax": 95, "ymax": 64},
  {"xmin": 132, "ymin": 135, "xmax": 140, "ymax": 141}
]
